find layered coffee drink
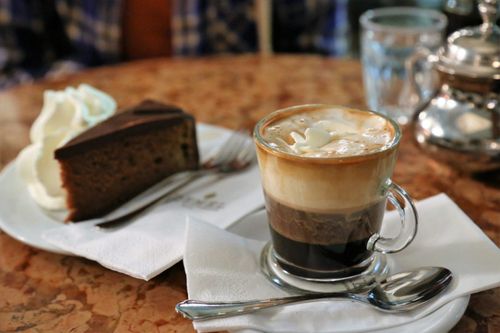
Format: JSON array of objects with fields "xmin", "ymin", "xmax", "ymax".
[{"xmin": 254, "ymin": 105, "xmax": 400, "ymax": 278}]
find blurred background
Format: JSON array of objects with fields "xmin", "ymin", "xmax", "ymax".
[{"xmin": 0, "ymin": 0, "xmax": 495, "ymax": 90}]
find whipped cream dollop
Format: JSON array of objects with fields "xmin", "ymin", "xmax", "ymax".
[
  {"xmin": 263, "ymin": 107, "xmax": 395, "ymax": 158},
  {"xmin": 16, "ymin": 84, "xmax": 116, "ymax": 210}
]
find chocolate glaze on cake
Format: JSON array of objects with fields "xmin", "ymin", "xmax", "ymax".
[
  {"xmin": 55, "ymin": 100, "xmax": 199, "ymax": 222},
  {"xmin": 55, "ymin": 100, "xmax": 194, "ymax": 159}
]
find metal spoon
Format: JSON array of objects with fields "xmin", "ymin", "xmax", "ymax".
[{"xmin": 175, "ymin": 266, "xmax": 452, "ymax": 321}]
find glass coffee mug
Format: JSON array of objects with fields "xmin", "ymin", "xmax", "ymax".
[{"xmin": 253, "ymin": 105, "xmax": 418, "ymax": 287}]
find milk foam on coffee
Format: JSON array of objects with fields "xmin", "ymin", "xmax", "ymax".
[{"xmin": 262, "ymin": 107, "xmax": 394, "ymax": 158}]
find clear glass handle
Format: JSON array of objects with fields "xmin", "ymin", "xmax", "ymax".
[
  {"xmin": 401, "ymin": 47, "xmax": 438, "ymax": 112},
  {"xmin": 367, "ymin": 182, "xmax": 418, "ymax": 254}
]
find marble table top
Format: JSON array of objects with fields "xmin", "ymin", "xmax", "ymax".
[{"xmin": 0, "ymin": 55, "xmax": 498, "ymax": 332}]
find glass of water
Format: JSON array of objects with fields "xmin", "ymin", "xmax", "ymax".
[{"xmin": 360, "ymin": 7, "xmax": 447, "ymax": 125}]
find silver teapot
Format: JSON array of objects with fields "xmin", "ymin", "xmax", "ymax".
[{"xmin": 411, "ymin": 0, "xmax": 500, "ymax": 172}]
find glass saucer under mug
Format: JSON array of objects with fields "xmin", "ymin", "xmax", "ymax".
[{"xmin": 253, "ymin": 104, "xmax": 418, "ymax": 293}]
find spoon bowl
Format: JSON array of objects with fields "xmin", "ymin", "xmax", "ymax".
[
  {"xmin": 176, "ymin": 266, "xmax": 453, "ymax": 321},
  {"xmin": 366, "ymin": 266, "xmax": 453, "ymax": 311}
]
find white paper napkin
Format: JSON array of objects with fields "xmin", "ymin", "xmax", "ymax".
[
  {"xmin": 184, "ymin": 193, "xmax": 500, "ymax": 333},
  {"xmin": 42, "ymin": 164, "xmax": 264, "ymax": 280}
]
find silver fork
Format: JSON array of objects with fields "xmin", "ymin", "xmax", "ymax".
[{"xmin": 94, "ymin": 129, "xmax": 256, "ymax": 228}]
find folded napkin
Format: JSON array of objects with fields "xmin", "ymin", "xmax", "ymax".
[
  {"xmin": 184, "ymin": 193, "xmax": 500, "ymax": 333},
  {"xmin": 41, "ymin": 124, "xmax": 264, "ymax": 280}
]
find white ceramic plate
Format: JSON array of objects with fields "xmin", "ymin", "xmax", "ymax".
[
  {"xmin": 0, "ymin": 123, "xmax": 231, "ymax": 255},
  {"xmin": 228, "ymin": 210, "xmax": 470, "ymax": 333},
  {"xmin": 0, "ymin": 124, "xmax": 469, "ymax": 332}
]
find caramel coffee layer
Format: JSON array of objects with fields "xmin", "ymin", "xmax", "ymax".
[{"xmin": 257, "ymin": 143, "xmax": 397, "ymax": 211}]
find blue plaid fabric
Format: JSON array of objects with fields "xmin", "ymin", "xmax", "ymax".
[
  {"xmin": 172, "ymin": 0, "xmax": 257, "ymax": 56},
  {"xmin": 171, "ymin": 0, "xmax": 348, "ymax": 56},
  {"xmin": 0, "ymin": 0, "xmax": 122, "ymax": 89},
  {"xmin": 0, "ymin": 0, "xmax": 348, "ymax": 88}
]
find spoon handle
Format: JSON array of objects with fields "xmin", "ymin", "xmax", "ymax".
[{"xmin": 176, "ymin": 293, "xmax": 361, "ymax": 321}]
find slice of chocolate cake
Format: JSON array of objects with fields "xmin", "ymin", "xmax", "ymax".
[{"xmin": 55, "ymin": 100, "xmax": 199, "ymax": 222}]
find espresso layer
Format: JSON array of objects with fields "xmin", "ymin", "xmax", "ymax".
[
  {"xmin": 271, "ymin": 228, "xmax": 373, "ymax": 273},
  {"xmin": 265, "ymin": 192, "xmax": 385, "ymax": 245}
]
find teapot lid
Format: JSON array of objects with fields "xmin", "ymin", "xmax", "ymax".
[{"xmin": 437, "ymin": 0, "xmax": 500, "ymax": 79}]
